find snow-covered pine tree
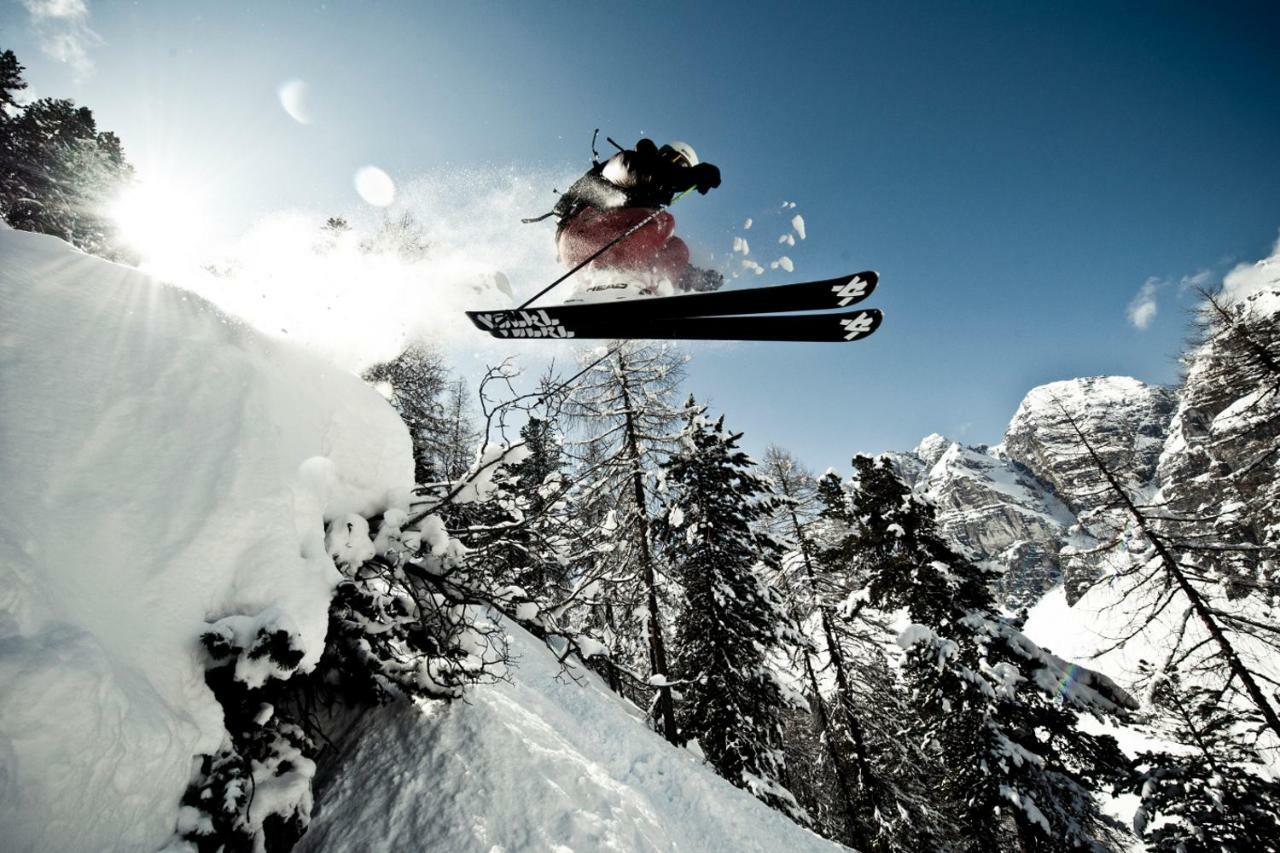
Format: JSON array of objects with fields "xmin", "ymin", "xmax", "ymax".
[
  {"xmin": 566, "ymin": 341, "xmax": 686, "ymax": 742},
  {"xmin": 762, "ymin": 448, "xmax": 885, "ymax": 848},
  {"xmin": 849, "ymin": 454, "xmax": 1136, "ymax": 852},
  {"xmin": 449, "ymin": 412, "xmax": 590, "ymax": 619},
  {"xmin": 0, "ymin": 49, "xmax": 25, "ymax": 110},
  {"xmin": 1128, "ymin": 673, "xmax": 1280, "ymax": 853},
  {"xmin": 806, "ymin": 467, "xmax": 954, "ymax": 852},
  {"xmin": 503, "ymin": 415, "xmax": 572, "ymax": 596},
  {"xmin": 362, "ymin": 343, "xmax": 453, "ymax": 485},
  {"xmin": 654, "ymin": 399, "xmax": 806, "ymax": 822},
  {"xmin": 438, "ymin": 376, "xmax": 481, "ymax": 483}
]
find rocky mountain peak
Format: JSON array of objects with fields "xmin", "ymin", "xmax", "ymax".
[
  {"xmin": 914, "ymin": 433, "xmax": 953, "ymax": 467},
  {"xmin": 1003, "ymin": 376, "xmax": 1176, "ymax": 513}
]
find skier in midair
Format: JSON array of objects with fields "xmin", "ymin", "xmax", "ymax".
[{"xmin": 549, "ymin": 137, "xmax": 724, "ymax": 293}]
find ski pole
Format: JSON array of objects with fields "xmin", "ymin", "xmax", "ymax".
[{"xmin": 518, "ymin": 189, "xmax": 692, "ymax": 311}]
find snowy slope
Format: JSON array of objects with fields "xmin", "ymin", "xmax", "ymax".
[
  {"xmin": 303, "ymin": 621, "xmax": 846, "ymax": 853},
  {"xmin": 0, "ymin": 227, "xmax": 413, "ymax": 852},
  {"xmin": 1, "ymin": 227, "xmax": 843, "ymax": 853}
]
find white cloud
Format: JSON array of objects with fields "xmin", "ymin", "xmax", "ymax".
[
  {"xmin": 21, "ymin": 0, "xmax": 100, "ymax": 77},
  {"xmin": 1126, "ymin": 278, "xmax": 1161, "ymax": 330}
]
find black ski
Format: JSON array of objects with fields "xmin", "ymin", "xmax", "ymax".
[
  {"xmin": 468, "ymin": 270, "xmax": 877, "ymax": 334},
  {"xmin": 470, "ymin": 308, "xmax": 883, "ymax": 343}
]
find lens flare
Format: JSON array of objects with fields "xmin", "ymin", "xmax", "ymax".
[
  {"xmin": 354, "ymin": 166, "xmax": 396, "ymax": 207},
  {"xmin": 278, "ymin": 79, "xmax": 313, "ymax": 125}
]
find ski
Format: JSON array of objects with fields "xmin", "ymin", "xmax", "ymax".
[
  {"xmin": 469, "ymin": 270, "xmax": 877, "ymax": 334},
  {"xmin": 469, "ymin": 308, "xmax": 883, "ymax": 343}
]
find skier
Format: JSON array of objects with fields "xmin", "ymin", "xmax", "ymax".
[{"xmin": 549, "ymin": 137, "xmax": 724, "ymax": 293}]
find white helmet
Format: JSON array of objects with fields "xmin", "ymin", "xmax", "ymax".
[{"xmin": 661, "ymin": 141, "xmax": 699, "ymax": 168}]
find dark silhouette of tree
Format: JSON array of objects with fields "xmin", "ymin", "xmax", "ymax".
[{"xmin": 0, "ymin": 50, "xmax": 134, "ymax": 259}]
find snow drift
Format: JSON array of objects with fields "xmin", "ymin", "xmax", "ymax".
[{"xmin": 0, "ymin": 226, "xmax": 413, "ymax": 851}]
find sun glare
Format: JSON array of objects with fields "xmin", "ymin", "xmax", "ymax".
[{"xmin": 111, "ymin": 181, "xmax": 209, "ymax": 261}]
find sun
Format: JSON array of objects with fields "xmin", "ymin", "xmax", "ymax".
[{"xmin": 110, "ymin": 180, "xmax": 209, "ymax": 261}]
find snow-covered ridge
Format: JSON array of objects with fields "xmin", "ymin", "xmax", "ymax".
[{"xmin": 0, "ymin": 227, "xmax": 414, "ymax": 851}]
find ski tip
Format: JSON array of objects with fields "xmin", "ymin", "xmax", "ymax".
[{"xmin": 849, "ymin": 270, "xmax": 879, "ymax": 288}]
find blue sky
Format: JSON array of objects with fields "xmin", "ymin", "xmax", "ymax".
[{"xmin": 5, "ymin": 0, "xmax": 1280, "ymax": 468}]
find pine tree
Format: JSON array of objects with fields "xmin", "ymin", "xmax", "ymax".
[
  {"xmin": 1058, "ymin": 403, "xmax": 1280, "ymax": 745},
  {"xmin": 438, "ymin": 377, "xmax": 480, "ymax": 482},
  {"xmin": 0, "ymin": 54, "xmax": 134, "ymax": 260},
  {"xmin": 762, "ymin": 450, "xmax": 886, "ymax": 848},
  {"xmin": 0, "ymin": 49, "xmax": 26, "ymax": 111},
  {"xmin": 850, "ymin": 454, "xmax": 1135, "ymax": 852},
  {"xmin": 566, "ymin": 342, "xmax": 686, "ymax": 742},
  {"xmin": 1128, "ymin": 674, "xmax": 1280, "ymax": 853},
  {"xmin": 655, "ymin": 399, "xmax": 806, "ymax": 821},
  {"xmin": 504, "ymin": 416, "xmax": 572, "ymax": 596},
  {"xmin": 362, "ymin": 343, "xmax": 452, "ymax": 485}
]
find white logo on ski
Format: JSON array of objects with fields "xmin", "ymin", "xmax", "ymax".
[
  {"xmin": 831, "ymin": 276, "xmax": 869, "ymax": 306},
  {"xmin": 475, "ymin": 310, "xmax": 575, "ymax": 339},
  {"xmin": 840, "ymin": 313, "xmax": 875, "ymax": 340}
]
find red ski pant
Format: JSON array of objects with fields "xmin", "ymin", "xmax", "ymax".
[{"xmin": 558, "ymin": 208, "xmax": 690, "ymax": 281}]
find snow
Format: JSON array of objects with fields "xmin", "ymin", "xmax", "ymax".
[
  {"xmin": 0, "ymin": 227, "xmax": 842, "ymax": 853},
  {"xmin": 144, "ymin": 168, "xmax": 571, "ymax": 372},
  {"xmin": 302, "ymin": 620, "xmax": 845, "ymax": 853},
  {"xmin": 733, "ymin": 236, "xmax": 751, "ymax": 255},
  {"xmin": 1220, "ymin": 229, "xmax": 1280, "ymax": 312},
  {"xmin": 791, "ymin": 215, "xmax": 806, "ymax": 240},
  {"xmin": 0, "ymin": 228, "xmax": 413, "ymax": 852},
  {"xmin": 771, "ymin": 256, "xmax": 795, "ymax": 273},
  {"xmin": 1016, "ymin": 375, "xmax": 1153, "ymax": 414}
]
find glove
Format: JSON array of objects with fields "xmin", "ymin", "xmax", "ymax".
[{"xmin": 691, "ymin": 163, "xmax": 721, "ymax": 194}]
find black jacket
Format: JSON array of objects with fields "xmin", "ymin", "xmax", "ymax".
[{"xmin": 552, "ymin": 139, "xmax": 720, "ymax": 235}]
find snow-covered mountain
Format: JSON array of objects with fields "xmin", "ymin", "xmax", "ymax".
[
  {"xmin": 887, "ymin": 435, "xmax": 1074, "ymax": 609},
  {"xmin": 0, "ymin": 227, "xmax": 841, "ymax": 853},
  {"xmin": 890, "ymin": 376, "xmax": 1177, "ymax": 608},
  {"xmin": 892, "ymin": 243, "xmax": 1279, "ymax": 659}
]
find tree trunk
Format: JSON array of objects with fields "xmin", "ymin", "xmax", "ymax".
[
  {"xmin": 618, "ymin": 359, "xmax": 679, "ymax": 744},
  {"xmin": 802, "ymin": 647, "xmax": 865, "ymax": 848},
  {"xmin": 1066, "ymin": 408, "xmax": 1280, "ymax": 743}
]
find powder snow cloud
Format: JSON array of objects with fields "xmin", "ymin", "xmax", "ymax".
[
  {"xmin": 1220, "ymin": 230, "xmax": 1280, "ymax": 305},
  {"xmin": 21, "ymin": 0, "xmax": 100, "ymax": 77}
]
